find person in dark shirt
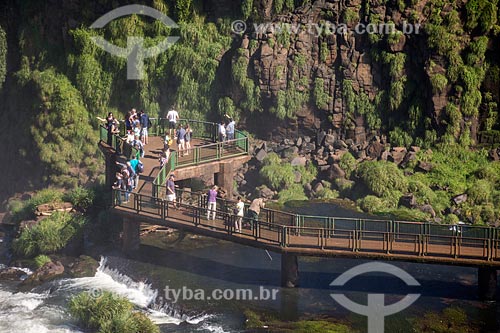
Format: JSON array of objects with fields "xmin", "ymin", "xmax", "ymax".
[
  {"xmin": 112, "ymin": 172, "xmax": 125, "ymax": 204},
  {"xmin": 139, "ymin": 110, "xmax": 150, "ymax": 145}
]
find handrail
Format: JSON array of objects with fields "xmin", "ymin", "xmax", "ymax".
[
  {"xmin": 99, "ymin": 125, "xmax": 138, "ymax": 160},
  {"xmin": 112, "ymin": 190, "xmax": 500, "ymax": 262},
  {"xmin": 149, "ymin": 119, "xmax": 249, "ymax": 193}
]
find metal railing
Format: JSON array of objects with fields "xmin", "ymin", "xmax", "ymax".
[
  {"xmin": 147, "ymin": 118, "xmax": 218, "ymax": 142},
  {"xmin": 148, "ymin": 119, "xmax": 249, "ymax": 197},
  {"xmin": 112, "ymin": 189, "xmax": 500, "ymax": 262},
  {"xmin": 99, "ymin": 125, "xmax": 138, "ymax": 160}
]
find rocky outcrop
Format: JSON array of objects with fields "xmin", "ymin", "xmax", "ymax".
[{"xmin": 19, "ymin": 261, "xmax": 64, "ymax": 290}]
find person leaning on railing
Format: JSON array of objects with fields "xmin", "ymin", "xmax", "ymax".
[{"xmin": 246, "ymin": 198, "xmax": 265, "ymax": 230}]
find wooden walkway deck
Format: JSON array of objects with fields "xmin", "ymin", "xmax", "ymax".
[{"xmin": 109, "ymin": 132, "xmax": 500, "ymax": 268}]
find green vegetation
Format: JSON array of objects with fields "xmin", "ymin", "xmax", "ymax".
[
  {"xmin": 259, "ymin": 153, "xmax": 318, "ymax": 203},
  {"xmin": 0, "ymin": 24, "xmax": 6, "ymax": 90},
  {"xmin": 314, "ymin": 78, "xmax": 330, "ymax": 110},
  {"xmin": 412, "ymin": 306, "xmax": 477, "ymax": 332},
  {"xmin": 69, "ymin": 291, "xmax": 159, "ymax": 333},
  {"xmin": 339, "ymin": 152, "xmax": 357, "ymax": 178},
  {"xmin": 244, "ymin": 309, "xmax": 354, "ymax": 332},
  {"xmin": 8, "ymin": 188, "xmax": 63, "ymax": 223},
  {"xmin": 34, "ymin": 254, "xmax": 52, "ymax": 268},
  {"xmin": 12, "ymin": 212, "xmax": 87, "ymax": 257}
]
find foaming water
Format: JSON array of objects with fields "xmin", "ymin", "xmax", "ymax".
[
  {"xmin": 0, "ymin": 288, "xmax": 80, "ymax": 333},
  {"xmin": 0, "ymin": 257, "xmax": 227, "ymax": 333}
]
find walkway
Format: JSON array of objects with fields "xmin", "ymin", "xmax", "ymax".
[{"xmin": 102, "ymin": 120, "xmax": 500, "ymax": 267}]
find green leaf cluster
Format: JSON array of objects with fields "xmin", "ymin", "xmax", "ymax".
[
  {"xmin": 69, "ymin": 291, "xmax": 159, "ymax": 333},
  {"xmin": 12, "ymin": 212, "xmax": 87, "ymax": 257}
]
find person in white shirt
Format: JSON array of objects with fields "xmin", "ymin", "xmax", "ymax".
[
  {"xmin": 235, "ymin": 196, "xmax": 245, "ymax": 233},
  {"xmin": 166, "ymin": 107, "xmax": 179, "ymax": 137},
  {"xmin": 218, "ymin": 121, "xmax": 226, "ymax": 143}
]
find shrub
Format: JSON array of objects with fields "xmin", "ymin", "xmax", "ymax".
[
  {"xmin": 389, "ymin": 127, "xmax": 413, "ymax": 147},
  {"xmin": 430, "ymin": 73, "xmax": 448, "ymax": 93},
  {"xmin": 313, "ymin": 77, "xmax": 330, "ymax": 109},
  {"xmin": 260, "ymin": 153, "xmax": 296, "ymax": 190},
  {"xmin": 356, "ymin": 161, "xmax": 408, "ymax": 197},
  {"xmin": 467, "ymin": 179, "xmax": 492, "ymax": 204},
  {"xmin": 339, "ymin": 152, "xmax": 357, "ymax": 178},
  {"xmin": 64, "ymin": 187, "xmax": 95, "ymax": 211},
  {"xmin": 316, "ymin": 188, "xmax": 339, "ymax": 200},
  {"xmin": 12, "ymin": 212, "xmax": 87, "ymax": 257},
  {"xmin": 34, "ymin": 254, "xmax": 52, "ymax": 268},
  {"xmin": 294, "ymin": 163, "xmax": 317, "ymax": 185},
  {"xmin": 278, "ymin": 184, "xmax": 308, "ymax": 204},
  {"xmin": 444, "ymin": 213, "xmax": 460, "ymax": 224},
  {"xmin": 10, "ymin": 188, "xmax": 64, "ymax": 223},
  {"xmin": 358, "ymin": 195, "xmax": 385, "ymax": 213},
  {"xmin": 69, "ymin": 291, "xmax": 133, "ymax": 329}
]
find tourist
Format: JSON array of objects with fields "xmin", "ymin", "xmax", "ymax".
[
  {"xmin": 132, "ymin": 114, "xmax": 141, "ymax": 138},
  {"xmin": 166, "ymin": 174, "xmax": 177, "ymax": 209},
  {"xmin": 106, "ymin": 117, "xmax": 120, "ymax": 146},
  {"xmin": 164, "ymin": 133, "xmax": 172, "ymax": 151},
  {"xmin": 218, "ymin": 121, "xmax": 226, "ymax": 143},
  {"xmin": 166, "ymin": 106, "xmax": 179, "ymax": 137},
  {"xmin": 226, "ymin": 117, "xmax": 235, "ymax": 141},
  {"xmin": 112, "ymin": 172, "xmax": 125, "ymax": 204},
  {"xmin": 207, "ymin": 185, "xmax": 218, "ymax": 220},
  {"xmin": 159, "ymin": 148, "xmax": 170, "ymax": 168},
  {"xmin": 132, "ymin": 134, "xmax": 144, "ymax": 158},
  {"xmin": 235, "ymin": 196, "xmax": 245, "ymax": 233},
  {"xmin": 129, "ymin": 156, "xmax": 140, "ymax": 189},
  {"xmin": 121, "ymin": 168, "xmax": 132, "ymax": 203},
  {"xmin": 139, "ymin": 110, "xmax": 151, "ymax": 145},
  {"xmin": 125, "ymin": 111, "xmax": 132, "ymax": 132},
  {"xmin": 184, "ymin": 124, "xmax": 192, "ymax": 155},
  {"xmin": 247, "ymin": 198, "xmax": 265, "ymax": 230},
  {"xmin": 177, "ymin": 124, "xmax": 186, "ymax": 157}
]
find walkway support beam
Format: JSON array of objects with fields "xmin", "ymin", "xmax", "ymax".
[
  {"xmin": 217, "ymin": 162, "xmax": 234, "ymax": 200},
  {"xmin": 281, "ymin": 253, "xmax": 299, "ymax": 288},
  {"xmin": 122, "ymin": 218, "xmax": 141, "ymax": 253},
  {"xmin": 478, "ymin": 266, "xmax": 497, "ymax": 301}
]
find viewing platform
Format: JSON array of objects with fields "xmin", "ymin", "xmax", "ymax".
[{"xmin": 99, "ymin": 118, "xmax": 500, "ymax": 299}]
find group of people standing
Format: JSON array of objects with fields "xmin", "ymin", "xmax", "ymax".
[
  {"xmin": 218, "ymin": 114, "xmax": 236, "ymax": 143},
  {"xmin": 205, "ymin": 185, "xmax": 265, "ymax": 233},
  {"xmin": 112, "ymin": 155, "xmax": 144, "ymax": 204},
  {"xmin": 165, "ymin": 107, "xmax": 193, "ymax": 158}
]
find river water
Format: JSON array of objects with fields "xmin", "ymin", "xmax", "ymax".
[{"xmin": 0, "ymin": 202, "xmax": 499, "ymax": 332}]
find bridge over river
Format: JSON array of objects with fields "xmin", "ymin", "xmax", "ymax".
[{"xmin": 99, "ymin": 119, "xmax": 500, "ymax": 300}]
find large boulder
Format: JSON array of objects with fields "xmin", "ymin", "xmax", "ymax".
[
  {"xmin": 366, "ymin": 141, "xmax": 384, "ymax": 159},
  {"xmin": 418, "ymin": 204, "xmax": 436, "ymax": 218},
  {"xmin": 327, "ymin": 164, "xmax": 346, "ymax": 180},
  {"xmin": 0, "ymin": 267, "xmax": 27, "ymax": 281},
  {"xmin": 416, "ymin": 161, "xmax": 433, "ymax": 172},
  {"xmin": 452, "ymin": 193, "xmax": 467, "ymax": 205},
  {"xmin": 19, "ymin": 261, "xmax": 64, "ymax": 290},
  {"xmin": 290, "ymin": 156, "xmax": 307, "ymax": 167},
  {"xmin": 399, "ymin": 194, "xmax": 417, "ymax": 208},
  {"xmin": 255, "ymin": 148, "xmax": 268, "ymax": 162},
  {"xmin": 388, "ymin": 147, "xmax": 407, "ymax": 165},
  {"xmin": 66, "ymin": 255, "xmax": 99, "ymax": 278}
]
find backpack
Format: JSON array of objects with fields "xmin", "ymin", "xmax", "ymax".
[{"xmin": 136, "ymin": 161, "xmax": 144, "ymax": 174}]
